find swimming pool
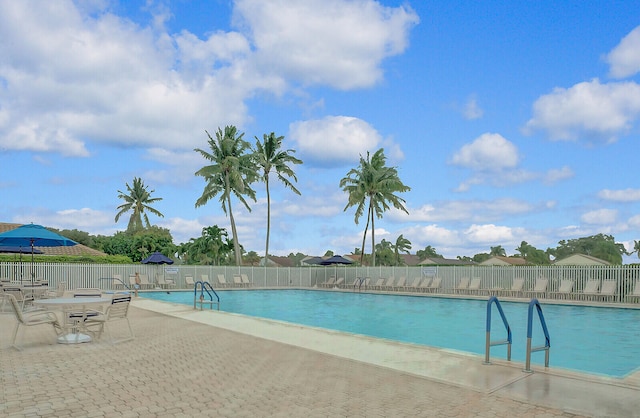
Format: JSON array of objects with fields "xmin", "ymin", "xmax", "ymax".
[{"xmin": 141, "ymin": 289, "xmax": 640, "ymax": 378}]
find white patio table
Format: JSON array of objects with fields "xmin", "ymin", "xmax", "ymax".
[{"xmin": 34, "ymin": 297, "xmax": 110, "ymax": 344}]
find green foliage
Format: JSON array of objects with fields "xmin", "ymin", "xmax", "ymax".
[
  {"xmin": 417, "ymin": 245, "xmax": 443, "ymax": 259},
  {"xmin": 340, "ymin": 148, "xmax": 410, "ymax": 266},
  {"xmin": 0, "ymin": 254, "xmax": 132, "ymax": 264},
  {"xmin": 115, "ymin": 177, "xmax": 164, "ymax": 233},
  {"xmin": 98, "ymin": 227, "xmax": 175, "ymax": 262},
  {"xmin": 195, "ymin": 126, "xmax": 257, "ymax": 265},
  {"xmin": 177, "ymin": 225, "xmax": 234, "ymax": 265},
  {"xmin": 472, "ymin": 253, "xmax": 491, "ymax": 263},
  {"xmin": 253, "ymin": 132, "xmax": 303, "ymax": 263},
  {"xmin": 552, "ymin": 234, "xmax": 624, "ymax": 265}
]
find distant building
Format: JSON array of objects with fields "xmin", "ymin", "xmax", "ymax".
[
  {"xmin": 479, "ymin": 256, "xmax": 528, "ymax": 266},
  {"xmin": 552, "ymin": 254, "xmax": 610, "ymax": 266},
  {"xmin": 419, "ymin": 257, "xmax": 476, "ymax": 266}
]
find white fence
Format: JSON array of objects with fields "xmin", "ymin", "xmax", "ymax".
[{"xmin": 1, "ymin": 263, "xmax": 639, "ymax": 304}]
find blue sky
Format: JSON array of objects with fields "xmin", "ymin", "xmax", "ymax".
[{"xmin": 2, "ymin": 0, "xmax": 640, "ymax": 262}]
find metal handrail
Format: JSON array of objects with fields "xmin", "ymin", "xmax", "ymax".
[
  {"xmin": 100, "ymin": 277, "xmax": 131, "ymax": 290},
  {"xmin": 484, "ymin": 296, "xmax": 512, "ymax": 364},
  {"xmin": 353, "ymin": 277, "xmax": 363, "ymax": 291},
  {"xmin": 194, "ymin": 280, "xmax": 220, "ymax": 310},
  {"xmin": 524, "ymin": 298, "xmax": 550, "ymax": 372}
]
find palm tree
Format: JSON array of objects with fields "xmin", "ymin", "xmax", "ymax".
[
  {"xmin": 115, "ymin": 177, "xmax": 164, "ymax": 233},
  {"xmin": 490, "ymin": 245, "xmax": 506, "ymax": 257},
  {"xmin": 394, "ymin": 234, "xmax": 412, "ymax": 265},
  {"xmin": 634, "ymin": 240, "xmax": 640, "ymax": 259},
  {"xmin": 194, "ymin": 126, "xmax": 257, "ymax": 265},
  {"xmin": 340, "ymin": 148, "xmax": 410, "ymax": 267},
  {"xmin": 253, "ymin": 132, "xmax": 302, "ymax": 264}
]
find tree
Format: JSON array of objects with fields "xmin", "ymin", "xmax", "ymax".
[
  {"xmin": 340, "ymin": 149, "xmax": 410, "ymax": 266},
  {"xmin": 394, "ymin": 234, "xmax": 412, "ymax": 265},
  {"xmin": 634, "ymin": 240, "xmax": 640, "ymax": 259},
  {"xmin": 552, "ymin": 234, "xmax": 625, "ymax": 265},
  {"xmin": 417, "ymin": 245, "xmax": 442, "ymax": 260},
  {"xmin": 253, "ymin": 132, "xmax": 302, "ymax": 265},
  {"xmin": 115, "ymin": 177, "xmax": 164, "ymax": 233},
  {"xmin": 490, "ymin": 245, "xmax": 506, "ymax": 257},
  {"xmin": 375, "ymin": 239, "xmax": 395, "ymax": 266},
  {"xmin": 194, "ymin": 126, "xmax": 257, "ymax": 265}
]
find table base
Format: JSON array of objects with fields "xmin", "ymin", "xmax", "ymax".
[{"xmin": 57, "ymin": 333, "xmax": 92, "ymax": 344}]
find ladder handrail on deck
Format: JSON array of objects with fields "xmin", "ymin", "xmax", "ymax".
[
  {"xmin": 524, "ymin": 298, "xmax": 550, "ymax": 372},
  {"xmin": 484, "ymin": 296, "xmax": 512, "ymax": 364},
  {"xmin": 194, "ymin": 280, "xmax": 220, "ymax": 310}
]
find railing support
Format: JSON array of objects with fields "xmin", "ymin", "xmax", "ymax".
[
  {"xmin": 484, "ymin": 296, "xmax": 512, "ymax": 364},
  {"xmin": 524, "ymin": 298, "xmax": 550, "ymax": 372},
  {"xmin": 194, "ymin": 280, "xmax": 220, "ymax": 310}
]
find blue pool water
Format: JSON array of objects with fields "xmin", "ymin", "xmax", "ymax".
[{"xmin": 142, "ymin": 289, "xmax": 640, "ymax": 378}]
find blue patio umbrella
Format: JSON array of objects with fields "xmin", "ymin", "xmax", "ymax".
[
  {"xmin": 141, "ymin": 251, "xmax": 174, "ymax": 265},
  {"xmin": 0, "ymin": 223, "xmax": 77, "ymax": 283}
]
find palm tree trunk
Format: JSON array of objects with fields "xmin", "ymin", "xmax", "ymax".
[
  {"xmin": 369, "ymin": 201, "xmax": 376, "ymax": 267},
  {"xmin": 359, "ymin": 209, "xmax": 370, "ymax": 265},
  {"xmin": 228, "ymin": 194, "xmax": 242, "ymax": 265},
  {"xmin": 265, "ymin": 177, "xmax": 271, "ymax": 266}
]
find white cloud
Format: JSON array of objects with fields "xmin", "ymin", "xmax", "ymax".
[
  {"xmin": 289, "ymin": 116, "xmax": 393, "ymax": 168},
  {"xmin": 598, "ymin": 188, "xmax": 640, "ymax": 202},
  {"xmin": 463, "ymin": 96, "xmax": 483, "ymax": 120},
  {"xmin": 628, "ymin": 214, "xmax": 640, "ymax": 228},
  {"xmin": 463, "ymin": 224, "xmax": 517, "ymax": 244},
  {"xmin": 450, "ymin": 133, "xmax": 519, "ymax": 171},
  {"xmin": 524, "ymin": 79, "xmax": 640, "ymax": 142},
  {"xmin": 403, "ymin": 198, "xmax": 537, "ymax": 223},
  {"xmin": 606, "ymin": 25, "xmax": 640, "ymax": 79},
  {"xmin": 581, "ymin": 209, "xmax": 618, "ymax": 225},
  {"xmin": 544, "ymin": 166, "xmax": 574, "ymax": 183},
  {"xmin": 233, "ymin": 0, "xmax": 419, "ymax": 90}
]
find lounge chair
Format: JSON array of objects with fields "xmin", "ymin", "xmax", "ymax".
[
  {"xmin": 85, "ymin": 294, "xmax": 134, "ymax": 344},
  {"xmin": 241, "ymin": 274, "xmax": 252, "ymax": 287},
  {"xmin": 455, "ymin": 277, "xmax": 470, "ymax": 294},
  {"xmin": 156, "ymin": 274, "xmax": 176, "ymax": 290},
  {"xmin": 625, "ymin": 280, "xmax": 640, "ymax": 302},
  {"xmin": 184, "ymin": 275, "xmax": 195, "ymax": 288},
  {"xmin": 112, "ymin": 274, "xmax": 124, "ymax": 290},
  {"xmin": 216, "ymin": 274, "xmax": 229, "ymax": 288},
  {"xmin": 45, "ymin": 281, "xmax": 66, "ymax": 299},
  {"xmin": 582, "ymin": 279, "xmax": 600, "ymax": 300},
  {"xmin": 496, "ymin": 278, "xmax": 525, "ymax": 298},
  {"xmin": 233, "ymin": 274, "xmax": 243, "ymax": 287},
  {"xmin": 394, "ymin": 276, "xmax": 406, "ymax": 291},
  {"xmin": 382, "ymin": 277, "xmax": 395, "ymax": 291},
  {"xmin": 334, "ymin": 277, "xmax": 345, "ymax": 288},
  {"xmin": 201, "ymin": 274, "xmax": 210, "ymax": 285},
  {"xmin": 407, "ymin": 277, "xmax": 422, "ymax": 291},
  {"xmin": 523, "ymin": 278, "xmax": 549, "ymax": 299},
  {"xmin": 321, "ymin": 276, "xmax": 336, "ymax": 288},
  {"xmin": 599, "ymin": 280, "xmax": 617, "ymax": 301},
  {"xmin": 426, "ymin": 277, "xmax": 442, "ymax": 293},
  {"xmin": 372, "ymin": 278, "xmax": 385, "ymax": 290},
  {"xmin": 5, "ymin": 293, "xmax": 61, "ymax": 351},
  {"xmin": 467, "ymin": 278, "xmax": 482, "ymax": 295},
  {"xmin": 138, "ymin": 274, "xmax": 152, "ymax": 289},
  {"xmin": 549, "ymin": 279, "xmax": 574, "ymax": 300},
  {"xmin": 419, "ymin": 277, "xmax": 432, "ymax": 292}
]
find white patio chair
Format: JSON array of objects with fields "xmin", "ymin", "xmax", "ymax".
[
  {"xmin": 85, "ymin": 294, "xmax": 134, "ymax": 344},
  {"xmin": 5, "ymin": 293, "xmax": 61, "ymax": 351}
]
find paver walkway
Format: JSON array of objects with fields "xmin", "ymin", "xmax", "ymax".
[{"xmin": 1, "ymin": 306, "xmax": 585, "ymax": 417}]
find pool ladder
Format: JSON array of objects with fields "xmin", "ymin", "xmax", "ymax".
[
  {"xmin": 194, "ymin": 280, "xmax": 220, "ymax": 310},
  {"xmin": 484, "ymin": 296, "xmax": 550, "ymax": 372}
]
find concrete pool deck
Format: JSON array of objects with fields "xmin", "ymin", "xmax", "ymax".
[{"xmin": 1, "ymin": 297, "xmax": 639, "ymax": 417}]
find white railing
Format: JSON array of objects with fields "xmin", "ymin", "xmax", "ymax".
[{"xmin": 1, "ymin": 263, "xmax": 639, "ymax": 304}]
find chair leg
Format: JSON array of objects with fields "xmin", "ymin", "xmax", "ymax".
[{"xmin": 11, "ymin": 323, "xmax": 23, "ymax": 351}]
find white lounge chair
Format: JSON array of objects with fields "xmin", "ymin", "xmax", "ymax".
[
  {"xmin": 419, "ymin": 277, "xmax": 432, "ymax": 291},
  {"xmin": 394, "ymin": 276, "xmax": 406, "ymax": 291},
  {"xmin": 455, "ymin": 277, "xmax": 470, "ymax": 294},
  {"xmin": 233, "ymin": 274, "xmax": 243, "ymax": 287},
  {"xmin": 626, "ymin": 280, "xmax": 640, "ymax": 302},
  {"xmin": 382, "ymin": 277, "xmax": 395, "ymax": 291},
  {"xmin": 550, "ymin": 279, "xmax": 574, "ymax": 300},
  {"xmin": 6, "ymin": 293, "xmax": 61, "ymax": 351},
  {"xmin": 85, "ymin": 294, "xmax": 134, "ymax": 344},
  {"xmin": 582, "ymin": 279, "xmax": 600, "ymax": 300},
  {"xmin": 407, "ymin": 277, "xmax": 422, "ymax": 291},
  {"xmin": 372, "ymin": 278, "xmax": 385, "ymax": 290},
  {"xmin": 185, "ymin": 276, "xmax": 195, "ymax": 288},
  {"xmin": 217, "ymin": 274, "xmax": 229, "ymax": 288},
  {"xmin": 156, "ymin": 274, "xmax": 176, "ymax": 290},
  {"xmin": 241, "ymin": 274, "xmax": 252, "ymax": 287},
  {"xmin": 468, "ymin": 278, "xmax": 482, "ymax": 295},
  {"xmin": 523, "ymin": 278, "xmax": 549, "ymax": 299},
  {"xmin": 599, "ymin": 280, "xmax": 617, "ymax": 301},
  {"xmin": 426, "ymin": 277, "xmax": 442, "ymax": 293}
]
